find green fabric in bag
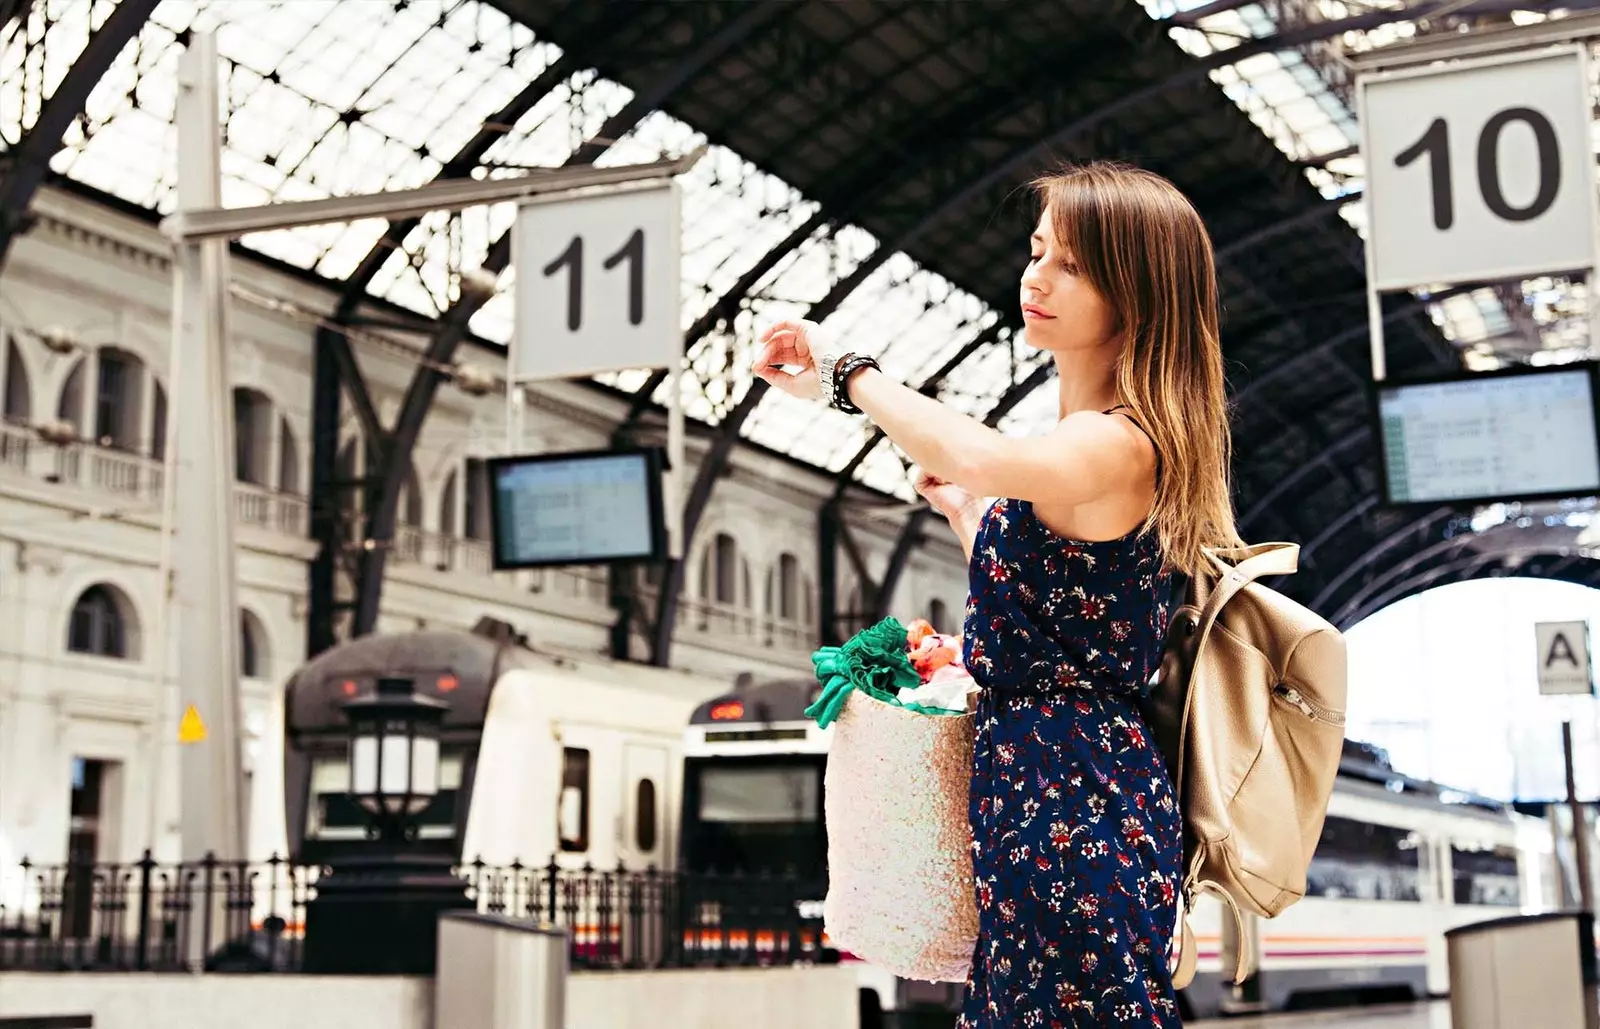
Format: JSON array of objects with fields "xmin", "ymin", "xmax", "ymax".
[{"xmin": 805, "ymin": 617, "xmax": 922, "ymax": 729}]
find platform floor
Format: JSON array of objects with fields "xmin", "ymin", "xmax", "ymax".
[{"xmin": 1194, "ymin": 1002, "xmax": 1452, "ymax": 1028}]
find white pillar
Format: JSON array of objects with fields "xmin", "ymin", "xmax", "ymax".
[{"xmin": 168, "ymin": 31, "xmax": 244, "ymax": 867}]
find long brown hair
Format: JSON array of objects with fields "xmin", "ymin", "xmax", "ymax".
[{"xmin": 1032, "ymin": 161, "xmax": 1242, "ymax": 576}]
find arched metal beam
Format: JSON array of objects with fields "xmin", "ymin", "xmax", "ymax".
[
  {"xmin": 1327, "ymin": 532, "xmax": 1482, "ymax": 627},
  {"xmin": 346, "ymin": 1, "xmax": 787, "ymax": 641},
  {"xmin": 1260, "ymin": 495, "xmax": 1379, "ymax": 594},
  {"xmin": 1238, "ymin": 426, "xmax": 1368, "ymax": 534},
  {"xmin": 647, "ymin": 4, "xmax": 1475, "ymax": 666},
  {"xmin": 1340, "ymin": 550, "xmax": 1600, "ymax": 628},
  {"xmin": 1341, "ymin": 547, "xmax": 1506, "ymax": 627},
  {"xmin": 0, "ymin": 0, "xmax": 159, "ymax": 271},
  {"xmin": 1308, "ymin": 507, "xmax": 1457, "ymax": 615}
]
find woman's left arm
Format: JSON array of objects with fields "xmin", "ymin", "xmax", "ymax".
[{"xmin": 846, "ymin": 367, "xmax": 1131, "ymax": 509}]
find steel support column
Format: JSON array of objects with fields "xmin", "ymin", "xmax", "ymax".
[
  {"xmin": 819, "ymin": 501, "xmax": 842, "ymax": 648},
  {"xmin": 0, "ymin": 0, "xmax": 157, "ymax": 272},
  {"xmin": 307, "ymin": 326, "xmax": 345, "ymax": 656}
]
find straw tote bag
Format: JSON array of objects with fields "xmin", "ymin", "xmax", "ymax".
[{"xmin": 821, "ymin": 687, "xmax": 978, "ymax": 982}]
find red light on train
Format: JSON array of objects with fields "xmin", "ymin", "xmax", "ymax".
[
  {"xmin": 710, "ymin": 700, "xmax": 744, "ymax": 721},
  {"xmin": 437, "ymin": 674, "xmax": 459, "ymax": 693},
  {"xmin": 340, "ymin": 679, "xmax": 357, "ymax": 696}
]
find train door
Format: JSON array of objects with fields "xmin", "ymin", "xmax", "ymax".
[{"xmin": 618, "ymin": 742, "xmax": 671, "ymax": 967}]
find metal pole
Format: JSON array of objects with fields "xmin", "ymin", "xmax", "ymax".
[
  {"xmin": 171, "ymin": 32, "xmax": 244, "ymax": 875},
  {"xmin": 1564, "ymin": 720, "xmax": 1594, "ymax": 912},
  {"xmin": 666, "ymin": 366, "xmax": 685, "ymax": 561}
]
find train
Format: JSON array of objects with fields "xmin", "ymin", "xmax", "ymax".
[{"xmin": 281, "ymin": 624, "xmax": 1555, "ymax": 1021}]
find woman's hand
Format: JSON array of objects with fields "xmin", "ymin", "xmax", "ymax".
[
  {"xmin": 915, "ymin": 471, "xmax": 986, "ymax": 560},
  {"xmin": 914, "ymin": 471, "xmax": 982, "ymax": 524},
  {"xmin": 753, "ymin": 319, "xmax": 825, "ymax": 402}
]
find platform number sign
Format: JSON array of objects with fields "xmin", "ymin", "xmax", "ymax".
[
  {"xmin": 512, "ymin": 182, "xmax": 682, "ymax": 381},
  {"xmin": 1537, "ymin": 620, "xmax": 1594, "ymax": 697},
  {"xmin": 1358, "ymin": 46, "xmax": 1597, "ymax": 292}
]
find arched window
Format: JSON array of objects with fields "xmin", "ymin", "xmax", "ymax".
[
  {"xmin": 277, "ymin": 417, "xmax": 300, "ymax": 495},
  {"xmin": 93, "ymin": 347, "xmax": 144, "ymax": 452},
  {"xmin": 439, "ymin": 469, "xmax": 458, "ymax": 536},
  {"xmin": 400, "ymin": 463, "xmax": 423, "ymax": 526},
  {"xmin": 464, "ymin": 458, "xmax": 490, "ymax": 540},
  {"xmin": 58, "ymin": 349, "xmax": 163, "ymax": 457},
  {"xmin": 150, "ymin": 380, "xmax": 167, "ymax": 461},
  {"xmin": 239, "ymin": 609, "xmax": 268, "ymax": 679},
  {"xmin": 714, "ymin": 533, "xmax": 737, "ymax": 604},
  {"xmin": 233, "ymin": 388, "xmax": 273, "ymax": 485},
  {"xmin": 4, "ymin": 335, "xmax": 30, "ymax": 424},
  {"xmin": 777, "ymin": 553, "xmax": 800, "ymax": 620},
  {"xmin": 58, "ymin": 359, "xmax": 84, "ymax": 429},
  {"xmin": 67, "ymin": 584, "xmax": 136, "ymax": 659},
  {"xmin": 929, "ymin": 598, "xmax": 950, "ymax": 632}
]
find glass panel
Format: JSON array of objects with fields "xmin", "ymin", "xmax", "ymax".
[
  {"xmin": 635, "ymin": 778, "xmax": 658, "ymax": 853},
  {"xmin": 559, "ymin": 747, "xmax": 590, "ymax": 852},
  {"xmin": 698, "ymin": 766, "xmax": 819, "ymax": 824},
  {"xmin": 351, "ymin": 735, "xmax": 379, "ymax": 795},
  {"xmin": 1452, "ymin": 843, "xmax": 1521, "ymax": 907},
  {"xmin": 411, "ymin": 736, "xmax": 440, "ymax": 799},
  {"xmin": 1306, "ymin": 814, "xmax": 1423, "ymax": 902},
  {"xmin": 379, "ymin": 731, "xmax": 411, "ymax": 797}
]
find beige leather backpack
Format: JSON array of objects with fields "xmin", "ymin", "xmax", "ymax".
[{"xmin": 1141, "ymin": 543, "xmax": 1348, "ymax": 990}]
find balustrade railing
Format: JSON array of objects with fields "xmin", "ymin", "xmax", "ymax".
[{"xmin": 0, "ymin": 852, "xmax": 822, "ymax": 974}]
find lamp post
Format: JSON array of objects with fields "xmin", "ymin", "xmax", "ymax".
[{"xmin": 302, "ymin": 677, "xmax": 472, "ymax": 975}]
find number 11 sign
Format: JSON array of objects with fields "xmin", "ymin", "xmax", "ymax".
[
  {"xmin": 1358, "ymin": 45, "xmax": 1598, "ymax": 295},
  {"xmin": 512, "ymin": 180, "xmax": 682, "ymax": 381}
]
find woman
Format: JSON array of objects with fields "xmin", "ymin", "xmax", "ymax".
[{"xmin": 754, "ymin": 161, "xmax": 1240, "ymax": 1027}]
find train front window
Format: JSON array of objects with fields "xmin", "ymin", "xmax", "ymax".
[
  {"xmin": 1452, "ymin": 842, "xmax": 1521, "ymax": 906},
  {"xmin": 686, "ymin": 760, "xmax": 824, "ymax": 877},
  {"xmin": 308, "ymin": 748, "xmax": 464, "ymax": 840},
  {"xmin": 1306, "ymin": 814, "xmax": 1423, "ymax": 902},
  {"xmin": 699, "ymin": 766, "xmax": 818, "ymax": 824}
]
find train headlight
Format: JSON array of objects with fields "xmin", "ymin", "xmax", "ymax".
[{"xmin": 342, "ymin": 676, "xmax": 449, "ymax": 831}]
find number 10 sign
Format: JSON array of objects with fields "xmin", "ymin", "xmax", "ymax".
[
  {"xmin": 512, "ymin": 180, "xmax": 682, "ymax": 381},
  {"xmin": 1358, "ymin": 45, "xmax": 1598, "ymax": 293}
]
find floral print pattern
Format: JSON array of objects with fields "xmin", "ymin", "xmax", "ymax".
[{"xmin": 958, "ymin": 499, "xmax": 1183, "ymax": 1028}]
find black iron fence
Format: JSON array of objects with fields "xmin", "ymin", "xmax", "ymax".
[{"xmin": 0, "ymin": 853, "xmax": 824, "ymax": 974}]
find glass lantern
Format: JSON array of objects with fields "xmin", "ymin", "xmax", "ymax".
[{"xmin": 343, "ymin": 677, "xmax": 448, "ymax": 834}]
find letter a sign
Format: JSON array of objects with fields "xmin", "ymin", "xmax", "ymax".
[{"xmin": 1537, "ymin": 620, "xmax": 1594, "ymax": 696}]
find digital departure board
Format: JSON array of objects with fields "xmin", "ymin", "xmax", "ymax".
[
  {"xmin": 1373, "ymin": 362, "xmax": 1600, "ymax": 507},
  {"xmin": 487, "ymin": 447, "xmax": 666, "ymax": 569}
]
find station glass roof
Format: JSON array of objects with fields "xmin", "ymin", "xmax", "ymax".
[{"xmin": 2, "ymin": 0, "xmax": 1595, "ymax": 503}]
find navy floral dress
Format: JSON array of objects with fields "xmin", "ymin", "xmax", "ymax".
[{"xmin": 958, "ymin": 496, "xmax": 1183, "ymax": 1028}]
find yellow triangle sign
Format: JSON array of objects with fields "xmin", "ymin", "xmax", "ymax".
[{"xmin": 178, "ymin": 704, "xmax": 208, "ymax": 744}]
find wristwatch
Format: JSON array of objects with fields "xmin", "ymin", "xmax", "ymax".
[{"xmin": 817, "ymin": 347, "xmax": 850, "ymax": 408}]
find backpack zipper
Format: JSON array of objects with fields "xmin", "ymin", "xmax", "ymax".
[{"xmin": 1273, "ymin": 684, "xmax": 1345, "ymax": 726}]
